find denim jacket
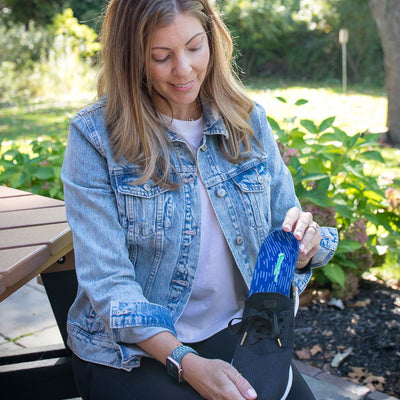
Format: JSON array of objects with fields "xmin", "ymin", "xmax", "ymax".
[{"xmin": 62, "ymin": 99, "xmax": 338, "ymax": 371}]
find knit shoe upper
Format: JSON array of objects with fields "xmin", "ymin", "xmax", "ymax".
[{"xmin": 230, "ymin": 291, "xmax": 295, "ymax": 400}]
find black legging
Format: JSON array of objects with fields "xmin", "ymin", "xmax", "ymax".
[{"xmin": 73, "ymin": 327, "xmax": 315, "ymax": 400}]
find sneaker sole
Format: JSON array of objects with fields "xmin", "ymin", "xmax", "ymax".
[{"xmin": 280, "ymin": 365, "xmax": 293, "ymax": 400}]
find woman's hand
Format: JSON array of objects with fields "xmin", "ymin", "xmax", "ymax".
[
  {"xmin": 182, "ymin": 353, "xmax": 257, "ymax": 400},
  {"xmin": 282, "ymin": 207, "xmax": 321, "ymax": 269}
]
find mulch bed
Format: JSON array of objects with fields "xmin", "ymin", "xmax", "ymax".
[{"xmin": 294, "ymin": 276, "xmax": 400, "ymax": 398}]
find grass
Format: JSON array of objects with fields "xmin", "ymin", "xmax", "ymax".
[{"xmin": 0, "ymin": 95, "xmax": 95, "ymax": 142}]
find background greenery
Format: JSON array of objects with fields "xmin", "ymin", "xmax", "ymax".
[
  {"xmin": 217, "ymin": 0, "xmax": 383, "ymax": 84},
  {"xmin": 0, "ymin": 1, "xmax": 399, "ymax": 298},
  {"xmin": 0, "ymin": 0, "xmax": 385, "ymax": 103}
]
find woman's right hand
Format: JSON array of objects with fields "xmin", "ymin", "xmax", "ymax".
[{"xmin": 181, "ymin": 353, "xmax": 257, "ymax": 400}]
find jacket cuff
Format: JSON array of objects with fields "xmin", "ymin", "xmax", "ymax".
[
  {"xmin": 293, "ymin": 226, "xmax": 338, "ymax": 293},
  {"xmin": 309, "ymin": 226, "xmax": 338, "ymax": 269},
  {"xmin": 110, "ymin": 301, "xmax": 176, "ymax": 344}
]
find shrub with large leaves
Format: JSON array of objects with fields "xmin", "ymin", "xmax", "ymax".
[
  {"xmin": 269, "ymin": 97, "xmax": 400, "ymax": 298},
  {"xmin": 0, "ymin": 135, "xmax": 65, "ymax": 200}
]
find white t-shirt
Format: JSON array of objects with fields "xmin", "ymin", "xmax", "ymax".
[{"xmin": 166, "ymin": 116, "xmax": 247, "ymax": 343}]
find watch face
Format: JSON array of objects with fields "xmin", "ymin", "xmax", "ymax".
[{"xmin": 166, "ymin": 356, "xmax": 183, "ymax": 383}]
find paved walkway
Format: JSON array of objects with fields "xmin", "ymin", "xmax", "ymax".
[{"xmin": 0, "ymin": 279, "xmax": 398, "ymax": 400}]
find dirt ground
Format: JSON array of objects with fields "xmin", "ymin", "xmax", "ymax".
[{"xmin": 294, "ymin": 277, "xmax": 400, "ymax": 397}]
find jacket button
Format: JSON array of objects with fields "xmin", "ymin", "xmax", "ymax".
[
  {"xmin": 257, "ymin": 176, "xmax": 265, "ymax": 184},
  {"xmin": 235, "ymin": 236, "xmax": 243, "ymax": 245},
  {"xmin": 200, "ymin": 144, "xmax": 207, "ymax": 152},
  {"xmin": 216, "ymin": 188, "xmax": 226, "ymax": 198},
  {"xmin": 143, "ymin": 184, "xmax": 151, "ymax": 192}
]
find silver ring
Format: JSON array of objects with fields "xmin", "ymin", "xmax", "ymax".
[
  {"xmin": 234, "ymin": 373, "xmax": 242, "ymax": 385},
  {"xmin": 308, "ymin": 221, "xmax": 319, "ymax": 232}
]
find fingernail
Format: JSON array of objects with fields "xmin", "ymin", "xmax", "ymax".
[
  {"xmin": 246, "ymin": 388, "xmax": 257, "ymax": 398},
  {"xmin": 284, "ymin": 224, "xmax": 291, "ymax": 231},
  {"xmin": 300, "ymin": 244, "xmax": 306, "ymax": 253}
]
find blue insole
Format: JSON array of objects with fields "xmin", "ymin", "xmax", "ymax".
[{"xmin": 249, "ymin": 229, "xmax": 300, "ymax": 297}]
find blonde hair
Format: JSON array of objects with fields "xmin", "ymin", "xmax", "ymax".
[{"xmin": 98, "ymin": 0, "xmax": 255, "ymax": 187}]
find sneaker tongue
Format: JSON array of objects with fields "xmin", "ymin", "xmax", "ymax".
[{"xmin": 246, "ymin": 310, "xmax": 280, "ymax": 344}]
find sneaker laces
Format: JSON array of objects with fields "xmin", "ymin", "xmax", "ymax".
[{"xmin": 229, "ymin": 308, "xmax": 284, "ymax": 347}]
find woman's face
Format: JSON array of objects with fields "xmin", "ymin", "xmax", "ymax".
[{"xmin": 149, "ymin": 13, "xmax": 210, "ymax": 120}]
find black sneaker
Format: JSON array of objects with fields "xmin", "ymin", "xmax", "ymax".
[
  {"xmin": 230, "ymin": 230, "xmax": 299, "ymax": 400},
  {"xmin": 230, "ymin": 290, "xmax": 295, "ymax": 399}
]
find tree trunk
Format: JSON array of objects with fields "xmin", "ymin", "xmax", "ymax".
[{"xmin": 368, "ymin": 0, "xmax": 400, "ymax": 145}]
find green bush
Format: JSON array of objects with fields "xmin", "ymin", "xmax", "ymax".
[
  {"xmin": 51, "ymin": 8, "xmax": 101, "ymax": 59},
  {"xmin": 269, "ymin": 97, "xmax": 400, "ymax": 298},
  {"xmin": 0, "ymin": 135, "xmax": 66, "ymax": 200},
  {"xmin": 217, "ymin": 0, "xmax": 384, "ymax": 85},
  {"xmin": 0, "ymin": 8, "xmax": 99, "ymax": 102}
]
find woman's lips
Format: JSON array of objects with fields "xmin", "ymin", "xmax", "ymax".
[{"xmin": 169, "ymin": 80, "xmax": 195, "ymax": 91}]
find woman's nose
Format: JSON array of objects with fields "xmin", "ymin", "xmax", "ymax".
[{"xmin": 173, "ymin": 54, "xmax": 191, "ymax": 77}]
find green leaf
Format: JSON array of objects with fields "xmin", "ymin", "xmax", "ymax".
[
  {"xmin": 275, "ymin": 96, "xmax": 287, "ymax": 104},
  {"xmin": 361, "ymin": 150, "xmax": 385, "ymax": 163},
  {"xmin": 336, "ymin": 257, "xmax": 358, "ymax": 269},
  {"xmin": 316, "ymin": 177, "xmax": 331, "ymax": 192},
  {"xmin": 321, "ymin": 130, "xmax": 347, "ymax": 145},
  {"xmin": 363, "ymin": 190, "xmax": 384, "ymax": 203},
  {"xmin": 32, "ymin": 167, "xmax": 55, "ymax": 180},
  {"xmin": 267, "ymin": 116, "xmax": 281, "ymax": 132},
  {"xmin": 334, "ymin": 204, "xmax": 354, "ymax": 219},
  {"xmin": 294, "ymin": 98, "xmax": 308, "ymax": 106},
  {"xmin": 14, "ymin": 152, "xmax": 28, "ymax": 165},
  {"xmin": 300, "ymin": 119, "xmax": 317, "ymax": 134},
  {"xmin": 49, "ymin": 186, "xmax": 60, "ymax": 198},
  {"xmin": 322, "ymin": 264, "xmax": 346, "ymax": 287},
  {"xmin": 346, "ymin": 133, "xmax": 360, "ymax": 149},
  {"xmin": 360, "ymin": 132, "xmax": 380, "ymax": 145},
  {"xmin": 10, "ymin": 171, "xmax": 27, "ymax": 187},
  {"xmin": 0, "ymin": 167, "xmax": 19, "ymax": 181},
  {"xmin": 301, "ymin": 190, "xmax": 332, "ymax": 207},
  {"xmin": 336, "ymin": 239, "xmax": 362, "ymax": 253},
  {"xmin": 299, "ymin": 173, "xmax": 330, "ymax": 182},
  {"xmin": 346, "ymin": 165, "xmax": 364, "ymax": 179},
  {"xmin": 319, "ymin": 116, "xmax": 336, "ymax": 132}
]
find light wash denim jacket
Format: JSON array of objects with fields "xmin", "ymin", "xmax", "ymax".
[{"xmin": 62, "ymin": 99, "xmax": 338, "ymax": 371}]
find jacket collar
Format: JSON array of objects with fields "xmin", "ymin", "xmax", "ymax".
[{"xmin": 165, "ymin": 99, "xmax": 229, "ymax": 142}]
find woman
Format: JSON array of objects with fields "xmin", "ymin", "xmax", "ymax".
[{"xmin": 61, "ymin": 1, "xmax": 338, "ymax": 399}]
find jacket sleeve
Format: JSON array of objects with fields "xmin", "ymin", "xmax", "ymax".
[
  {"xmin": 61, "ymin": 109, "xmax": 176, "ymax": 345},
  {"xmin": 251, "ymin": 102, "xmax": 339, "ymax": 293}
]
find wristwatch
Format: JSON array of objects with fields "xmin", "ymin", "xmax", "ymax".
[{"xmin": 166, "ymin": 345, "xmax": 199, "ymax": 383}]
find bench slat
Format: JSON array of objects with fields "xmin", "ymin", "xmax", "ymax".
[
  {"xmin": 0, "ymin": 207, "xmax": 67, "ymax": 229},
  {"xmin": 0, "ymin": 186, "xmax": 32, "ymax": 198},
  {"xmin": 0, "ymin": 245, "xmax": 50, "ymax": 286},
  {"xmin": 0, "ymin": 187, "xmax": 74, "ymax": 302},
  {"xmin": 0, "ymin": 194, "xmax": 65, "ymax": 212},
  {"xmin": 0, "ymin": 223, "xmax": 71, "ymax": 253}
]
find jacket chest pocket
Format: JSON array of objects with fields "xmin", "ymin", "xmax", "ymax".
[
  {"xmin": 230, "ymin": 160, "xmax": 271, "ymax": 229},
  {"xmin": 115, "ymin": 175, "xmax": 174, "ymax": 239}
]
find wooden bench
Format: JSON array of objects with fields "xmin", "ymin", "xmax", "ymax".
[{"xmin": 0, "ymin": 186, "xmax": 79, "ymax": 399}]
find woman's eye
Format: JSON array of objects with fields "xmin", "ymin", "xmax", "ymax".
[
  {"xmin": 189, "ymin": 46, "xmax": 201, "ymax": 53},
  {"xmin": 153, "ymin": 55, "xmax": 169, "ymax": 63}
]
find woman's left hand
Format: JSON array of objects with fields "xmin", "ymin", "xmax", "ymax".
[{"xmin": 282, "ymin": 207, "xmax": 321, "ymax": 269}]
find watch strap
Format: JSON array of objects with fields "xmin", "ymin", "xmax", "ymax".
[
  {"xmin": 170, "ymin": 345, "xmax": 199, "ymax": 364},
  {"xmin": 166, "ymin": 345, "xmax": 199, "ymax": 383}
]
